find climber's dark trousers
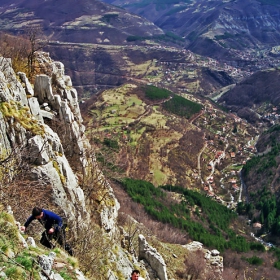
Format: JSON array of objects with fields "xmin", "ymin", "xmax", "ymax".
[{"xmin": 40, "ymin": 227, "xmax": 73, "ymax": 256}]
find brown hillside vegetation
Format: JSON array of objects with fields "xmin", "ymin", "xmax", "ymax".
[
  {"xmin": 219, "ymin": 68, "xmax": 280, "ymax": 123},
  {"xmin": 82, "ymin": 82, "xmax": 259, "ymax": 202},
  {"xmin": 83, "ymin": 83, "xmax": 204, "ymax": 187}
]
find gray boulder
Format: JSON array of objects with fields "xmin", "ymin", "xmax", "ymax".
[{"xmin": 138, "ymin": 234, "xmax": 168, "ymax": 280}]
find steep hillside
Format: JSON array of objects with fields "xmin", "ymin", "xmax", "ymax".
[
  {"xmin": 2, "ymin": 49, "xmax": 280, "ymax": 278},
  {"xmin": 243, "ymin": 125, "xmax": 280, "ymax": 193},
  {"xmin": 0, "ymin": 0, "xmax": 164, "ymax": 45},
  {"xmin": 0, "ymin": 51, "xmax": 268, "ymax": 280},
  {"xmin": 81, "ymin": 83, "xmax": 259, "ymax": 205},
  {"xmin": 0, "ymin": 0, "xmax": 250, "ymax": 98},
  {"xmin": 81, "ymin": 83, "xmax": 280, "ymax": 278},
  {"xmin": 44, "ymin": 42, "xmax": 237, "ymax": 96},
  {"xmin": 240, "ymin": 125, "xmax": 280, "ymax": 247},
  {"xmin": 101, "ymin": 0, "xmax": 280, "ymax": 59},
  {"xmin": 0, "ymin": 50, "xmax": 256, "ymax": 280},
  {"xmin": 0, "ymin": 53, "xmax": 142, "ymax": 279},
  {"xmin": 0, "ymin": 206, "xmax": 86, "ymax": 280},
  {"xmin": 218, "ymin": 68, "xmax": 280, "ymax": 124}
]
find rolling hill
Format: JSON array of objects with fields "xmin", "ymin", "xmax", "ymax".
[{"xmin": 218, "ymin": 68, "xmax": 280, "ymax": 124}]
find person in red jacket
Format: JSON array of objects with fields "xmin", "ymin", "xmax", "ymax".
[{"xmin": 21, "ymin": 207, "xmax": 73, "ymax": 255}]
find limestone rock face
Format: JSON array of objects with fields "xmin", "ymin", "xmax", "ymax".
[
  {"xmin": 26, "ymin": 237, "xmax": 36, "ymax": 247},
  {"xmin": 0, "ymin": 53, "xmax": 119, "ymax": 233},
  {"xmin": 183, "ymin": 241, "xmax": 203, "ymax": 251},
  {"xmin": 34, "ymin": 75, "xmax": 54, "ymax": 104},
  {"xmin": 18, "ymin": 72, "xmax": 34, "ymax": 96},
  {"xmin": 97, "ymin": 175, "xmax": 120, "ymax": 233},
  {"xmin": 38, "ymin": 252, "xmax": 56, "ymax": 276},
  {"xmin": 38, "ymin": 252, "xmax": 72, "ymax": 280},
  {"xmin": 138, "ymin": 234, "xmax": 168, "ymax": 280},
  {"xmin": 0, "ymin": 58, "xmax": 28, "ymax": 106},
  {"xmin": 205, "ymin": 249, "xmax": 223, "ymax": 272}
]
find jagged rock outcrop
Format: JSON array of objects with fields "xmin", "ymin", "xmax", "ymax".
[
  {"xmin": 184, "ymin": 241, "xmax": 223, "ymax": 274},
  {"xmin": 0, "ymin": 53, "xmax": 119, "ymax": 233},
  {"xmin": 205, "ymin": 249, "xmax": 223, "ymax": 273},
  {"xmin": 184, "ymin": 241, "xmax": 203, "ymax": 251},
  {"xmin": 33, "ymin": 52, "xmax": 85, "ymax": 162},
  {"xmin": 138, "ymin": 234, "xmax": 168, "ymax": 280},
  {"xmin": 0, "ymin": 56, "xmax": 89, "ymax": 227}
]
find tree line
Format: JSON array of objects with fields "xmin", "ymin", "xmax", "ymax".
[{"xmin": 120, "ymin": 178, "xmax": 265, "ymax": 253}]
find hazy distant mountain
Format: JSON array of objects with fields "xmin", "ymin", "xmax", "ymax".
[
  {"xmin": 101, "ymin": 0, "xmax": 280, "ymax": 59},
  {"xmin": 0, "ymin": 0, "xmax": 167, "ymax": 94},
  {"xmin": 0, "ymin": 0, "xmax": 164, "ymax": 45}
]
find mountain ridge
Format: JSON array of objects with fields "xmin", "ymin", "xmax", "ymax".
[
  {"xmin": 101, "ymin": 0, "xmax": 280, "ymax": 60},
  {"xmin": 0, "ymin": 0, "xmax": 164, "ymax": 45}
]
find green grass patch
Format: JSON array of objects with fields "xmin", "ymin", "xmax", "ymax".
[
  {"xmin": 242, "ymin": 255, "xmax": 263, "ymax": 266},
  {"xmin": 59, "ymin": 269, "xmax": 73, "ymax": 280},
  {"xmin": 250, "ymin": 242, "xmax": 265, "ymax": 252},
  {"xmin": 15, "ymin": 254, "xmax": 34, "ymax": 271},
  {"xmin": 153, "ymin": 169, "xmax": 167, "ymax": 186},
  {"xmin": 230, "ymin": 164, "xmax": 243, "ymax": 171},
  {"xmin": 126, "ymin": 95, "xmax": 143, "ymax": 106}
]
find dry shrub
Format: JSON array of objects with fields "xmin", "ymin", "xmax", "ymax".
[
  {"xmin": 0, "ymin": 31, "xmax": 30, "ymax": 73},
  {"xmin": 184, "ymin": 250, "xmax": 206, "ymax": 279},
  {"xmin": 1, "ymin": 180, "xmax": 53, "ymax": 223},
  {"xmin": 176, "ymin": 250, "xmax": 221, "ymax": 280},
  {"xmin": 0, "ymin": 144, "xmax": 62, "ymax": 236},
  {"xmin": 68, "ymin": 222, "xmax": 116, "ymax": 280},
  {"xmin": 223, "ymin": 249, "xmax": 280, "ymax": 280}
]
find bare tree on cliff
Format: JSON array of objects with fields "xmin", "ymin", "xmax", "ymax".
[
  {"xmin": 25, "ymin": 25, "xmax": 47, "ymax": 79},
  {"xmin": 0, "ymin": 32, "xmax": 30, "ymax": 73}
]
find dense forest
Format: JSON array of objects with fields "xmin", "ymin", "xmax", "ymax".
[
  {"xmin": 144, "ymin": 85, "xmax": 172, "ymax": 100},
  {"xmin": 241, "ymin": 125, "xmax": 280, "ymax": 237},
  {"xmin": 162, "ymin": 95, "xmax": 202, "ymax": 118},
  {"xmin": 142, "ymin": 85, "xmax": 202, "ymax": 118},
  {"xmin": 120, "ymin": 178, "xmax": 267, "ymax": 253}
]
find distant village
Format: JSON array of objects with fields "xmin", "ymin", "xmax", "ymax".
[
  {"xmin": 88, "ymin": 42, "xmax": 279, "ymax": 215},
  {"xmin": 191, "ymin": 103, "xmax": 259, "ymax": 210},
  {"xmin": 124, "ymin": 43, "xmax": 280, "ymax": 92}
]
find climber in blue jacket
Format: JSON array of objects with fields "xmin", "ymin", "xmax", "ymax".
[{"xmin": 21, "ymin": 207, "xmax": 73, "ymax": 255}]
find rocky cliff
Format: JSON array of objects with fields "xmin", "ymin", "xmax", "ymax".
[
  {"xmin": 0, "ymin": 52, "xmax": 181, "ymax": 280},
  {"xmin": 0, "ymin": 51, "xmax": 230, "ymax": 280},
  {"xmin": 0, "ymin": 52, "xmax": 119, "ymax": 233}
]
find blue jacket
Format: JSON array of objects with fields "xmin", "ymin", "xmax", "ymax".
[{"xmin": 24, "ymin": 209, "xmax": 63, "ymax": 233}]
